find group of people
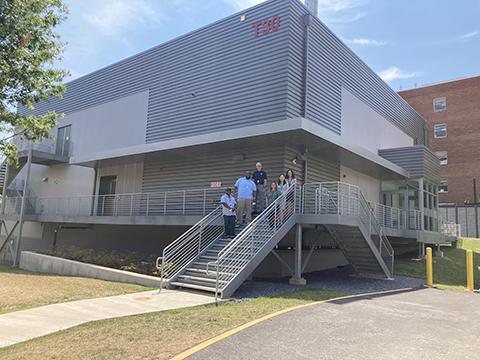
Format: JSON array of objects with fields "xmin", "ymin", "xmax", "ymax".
[{"xmin": 220, "ymin": 162, "xmax": 297, "ymax": 238}]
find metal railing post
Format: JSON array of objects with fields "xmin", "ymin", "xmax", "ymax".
[
  {"xmin": 198, "ymin": 224, "xmax": 203, "ymax": 254},
  {"xmin": 274, "ymin": 204, "xmax": 277, "ymax": 230},
  {"xmin": 203, "ymin": 189, "xmax": 207, "ymax": 215},
  {"xmin": 337, "ymin": 183, "xmax": 340, "ymax": 215},
  {"xmin": 369, "ymin": 208, "xmax": 372, "ymax": 236},
  {"xmin": 182, "ymin": 191, "xmax": 186, "ymax": 215},
  {"xmin": 101, "ymin": 196, "xmax": 105, "ymax": 216},
  {"xmin": 146, "ymin": 194, "xmax": 150, "ymax": 216},
  {"xmin": 347, "ymin": 184, "xmax": 351, "ymax": 216},
  {"xmin": 293, "ymin": 185, "xmax": 297, "ymax": 214},
  {"xmin": 130, "ymin": 194, "xmax": 134, "ymax": 216},
  {"xmin": 163, "ymin": 192, "xmax": 167, "ymax": 215}
]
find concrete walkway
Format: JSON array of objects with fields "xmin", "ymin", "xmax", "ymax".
[
  {"xmin": 0, "ymin": 289, "xmax": 214, "ymax": 348},
  {"xmin": 190, "ymin": 288, "xmax": 480, "ymax": 360}
]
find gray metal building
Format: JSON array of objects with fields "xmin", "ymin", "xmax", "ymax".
[{"xmin": 0, "ymin": 0, "xmax": 454, "ymax": 297}]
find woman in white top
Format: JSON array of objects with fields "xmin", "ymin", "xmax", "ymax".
[
  {"xmin": 285, "ymin": 169, "xmax": 297, "ymax": 188},
  {"xmin": 277, "ymin": 174, "xmax": 289, "ymax": 193}
]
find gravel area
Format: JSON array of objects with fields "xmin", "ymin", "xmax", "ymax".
[{"xmin": 232, "ymin": 266, "xmax": 424, "ymax": 299}]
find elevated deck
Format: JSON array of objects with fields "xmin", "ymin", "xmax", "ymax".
[{"xmin": 0, "ymin": 184, "xmax": 454, "ymax": 244}]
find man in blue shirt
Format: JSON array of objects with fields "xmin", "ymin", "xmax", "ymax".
[
  {"xmin": 220, "ymin": 188, "xmax": 236, "ymax": 238},
  {"xmin": 252, "ymin": 162, "xmax": 267, "ymax": 214},
  {"xmin": 235, "ymin": 170, "xmax": 257, "ymax": 226}
]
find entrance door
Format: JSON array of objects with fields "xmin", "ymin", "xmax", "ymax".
[
  {"xmin": 97, "ymin": 176, "xmax": 117, "ymax": 215},
  {"xmin": 56, "ymin": 125, "xmax": 71, "ymax": 157}
]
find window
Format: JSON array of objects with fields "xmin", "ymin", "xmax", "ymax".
[
  {"xmin": 435, "ymin": 151, "xmax": 448, "ymax": 165},
  {"xmin": 439, "ymin": 179, "xmax": 449, "ymax": 193},
  {"xmin": 433, "ymin": 97, "xmax": 446, "ymax": 112},
  {"xmin": 434, "ymin": 123, "xmax": 447, "ymax": 138}
]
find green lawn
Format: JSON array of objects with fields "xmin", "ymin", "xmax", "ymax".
[
  {"xmin": 0, "ymin": 265, "xmax": 150, "ymax": 314},
  {"xmin": 395, "ymin": 238, "xmax": 480, "ymax": 291},
  {"xmin": 0, "ymin": 289, "xmax": 347, "ymax": 360}
]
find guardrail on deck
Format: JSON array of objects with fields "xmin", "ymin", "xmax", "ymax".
[{"xmin": 3, "ymin": 187, "xmax": 227, "ymax": 217}]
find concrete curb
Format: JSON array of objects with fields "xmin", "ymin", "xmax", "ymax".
[{"xmin": 19, "ymin": 251, "xmax": 161, "ymax": 288}]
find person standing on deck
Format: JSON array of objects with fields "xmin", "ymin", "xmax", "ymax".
[
  {"xmin": 235, "ymin": 170, "xmax": 257, "ymax": 226},
  {"xmin": 252, "ymin": 162, "xmax": 267, "ymax": 214},
  {"xmin": 220, "ymin": 188, "xmax": 236, "ymax": 238}
]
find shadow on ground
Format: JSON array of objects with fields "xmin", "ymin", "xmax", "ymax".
[{"xmin": 233, "ymin": 266, "xmax": 424, "ymax": 299}]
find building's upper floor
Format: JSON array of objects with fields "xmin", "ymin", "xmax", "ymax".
[{"xmin": 17, "ymin": 0, "xmax": 428, "ymax": 169}]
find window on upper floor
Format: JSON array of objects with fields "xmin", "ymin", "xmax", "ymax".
[
  {"xmin": 433, "ymin": 97, "xmax": 446, "ymax": 112},
  {"xmin": 435, "ymin": 151, "xmax": 448, "ymax": 166},
  {"xmin": 434, "ymin": 123, "xmax": 447, "ymax": 138},
  {"xmin": 439, "ymin": 179, "xmax": 449, "ymax": 193}
]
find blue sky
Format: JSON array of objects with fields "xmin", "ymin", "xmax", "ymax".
[{"xmin": 58, "ymin": 0, "xmax": 480, "ymax": 91}]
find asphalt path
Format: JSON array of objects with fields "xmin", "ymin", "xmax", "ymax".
[{"xmin": 190, "ymin": 288, "xmax": 480, "ymax": 360}]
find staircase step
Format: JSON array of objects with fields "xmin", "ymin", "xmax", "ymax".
[
  {"xmin": 184, "ymin": 267, "xmax": 236, "ymax": 277},
  {"xmin": 177, "ymin": 274, "xmax": 227, "ymax": 284},
  {"xmin": 170, "ymin": 281, "xmax": 217, "ymax": 293}
]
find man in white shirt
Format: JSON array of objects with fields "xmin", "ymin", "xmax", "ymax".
[{"xmin": 220, "ymin": 188, "xmax": 236, "ymax": 238}]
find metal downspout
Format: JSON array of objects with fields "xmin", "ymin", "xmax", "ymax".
[{"xmin": 302, "ymin": 14, "xmax": 311, "ymax": 118}]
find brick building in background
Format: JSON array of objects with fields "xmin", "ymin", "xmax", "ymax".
[{"xmin": 400, "ymin": 76, "xmax": 480, "ymax": 205}]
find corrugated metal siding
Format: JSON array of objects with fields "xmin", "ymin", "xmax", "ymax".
[
  {"xmin": 142, "ymin": 144, "xmax": 340, "ymax": 192},
  {"xmin": 142, "ymin": 144, "xmax": 288, "ymax": 193},
  {"xmin": 379, "ymin": 145, "xmax": 440, "ymax": 183},
  {"xmin": 288, "ymin": 1, "xmax": 427, "ymax": 142},
  {"xmin": 285, "ymin": 0, "xmax": 307, "ymax": 118},
  {"xmin": 306, "ymin": 156, "xmax": 340, "ymax": 183},
  {"xmin": 20, "ymin": 0, "xmax": 292, "ymax": 144}
]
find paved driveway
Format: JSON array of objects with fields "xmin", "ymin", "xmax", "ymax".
[{"xmin": 190, "ymin": 288, "xmax": 480, "ymax": 360}]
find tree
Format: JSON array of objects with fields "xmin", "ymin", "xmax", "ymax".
[{"xmin": 0, "ymin": 0, "xmax": 69, "ymax": 165}]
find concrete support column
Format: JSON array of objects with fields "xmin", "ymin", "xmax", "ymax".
[{"xmin": 289, "ymin": 224, "xmax": 306, "ymax": 285}]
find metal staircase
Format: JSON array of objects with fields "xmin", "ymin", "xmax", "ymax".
[
  {"xmin": 305, "ymin": 182, "xmax": 394, "ymax": 279},
  {"xmin": 169, "ymin": 224, "xmax": 247, "ymax": 292},
  {"xmin": 158, "ymin": 185, "xmax": 301, "ymax": 298},
  {"xmin": 157, "ymin": 182, "xmax": 394, "ymax": 299}
]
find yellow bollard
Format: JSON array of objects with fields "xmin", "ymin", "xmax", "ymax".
[
  {"xmin": 426, "ymin": 247, "xmax": 433, "ymax": 287},
  {"xmin": 466, "ymin": 250, "xmax": 474, "ymax": 292}
]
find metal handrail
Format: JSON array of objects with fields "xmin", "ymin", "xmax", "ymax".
[
  {"xmin": 207, "ymin": 184, "xmax": 301, "ymax": 300},
  {"xmin": 3, "ymin": 187, "xmax": 227, "ymax": 218},
  {"xmin": 157, "ymin": 205, "xmax": 224, "ymax": 290}
]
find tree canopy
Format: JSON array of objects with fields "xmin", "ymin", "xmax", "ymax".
[{"xmin": 0, "ymin": 0, "xmax": 69, "ymax": 165}]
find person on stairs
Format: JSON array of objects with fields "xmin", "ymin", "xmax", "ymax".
[
  {"xmin": 220, "ymin": 188, "xmax": 236, "ymax": 238},
  {"xmin": 252, "ymin": 162, "xmax": 267, "ymax": 214},
  {"xmin": 235, "ymin": 170, "xmax": 257, "ymax": 226}
]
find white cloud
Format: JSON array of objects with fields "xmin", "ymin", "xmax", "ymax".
[
  {"xmin": 378, "ymin": 66, "xmax": 420, "ymax": 82},
  {"xmin": 346, "ymin": 38, "xmax": 386, "ymax": 46},
  {"xmin": 226, "ymin": 0, "xmax": 265, "ymax": 11},
  {"xmin": 317, "ymin": 0, "xmax": 366, "ymax": 13},
  {"xmin": 460, "ymin": 30, "xmax": 479, "ymax": 40},
  {"xmin": 225, "ymin": 0, "xmax": 367, "ymax": 17},
  {"xmin": 83, "ymin": 0, "xmax": 161, "ymax": 36}
]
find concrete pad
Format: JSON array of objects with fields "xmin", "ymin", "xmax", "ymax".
[{"xmin": 0, "ymin": 289, "xmax": 214, "ymax": 348}]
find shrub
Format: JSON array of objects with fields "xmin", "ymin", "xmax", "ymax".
[{"xmin": 38, "ymin": 246, "xmax": 160, "ymax": 276}]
